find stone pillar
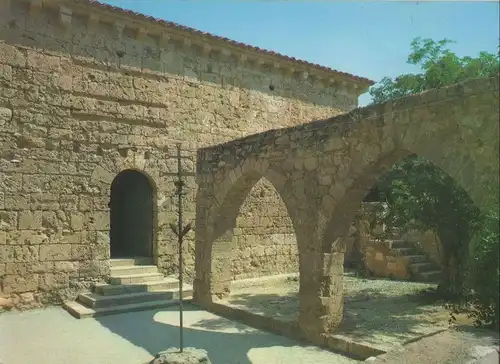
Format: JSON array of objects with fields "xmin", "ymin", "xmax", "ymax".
[
  {"xmin": 208, "ymin": 237, "xmax": 233, "ymax": 299},
  {"xmin": 193, "ymin": 196, "xmax": 234, "ymax": 304},
  {"xmin": 298, "ymin": 251, "xmax": 345, "ymax": 340}
]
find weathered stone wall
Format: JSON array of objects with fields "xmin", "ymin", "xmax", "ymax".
[
  {"xmin": 232, "ymin": 179, "xmax": 297, "ymax": 280},
  {"xmin": 0, "ymin": 1, "xmax": 363, "ymax": 306}
]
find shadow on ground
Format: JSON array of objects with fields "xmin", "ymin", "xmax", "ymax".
[
  {"xmin": 94, "ymin": 303, "xmax": 331, "ymax": 364},
  {"xmin": 220, "ymin": 285, "xmax": 448, "ymax": 345}
]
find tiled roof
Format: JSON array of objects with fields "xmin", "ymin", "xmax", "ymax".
[{"xmin": 77, "ymin": 0, "xmax": 374, "ymax": 86}]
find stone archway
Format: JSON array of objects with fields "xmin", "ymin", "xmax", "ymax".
[
  {"xmin": 194, "ymin": 76, "xmax": 499, "ymax": 341},
  {"xmin": 110, "ymin": 169, "xmax": 155, "ymax": 258}
]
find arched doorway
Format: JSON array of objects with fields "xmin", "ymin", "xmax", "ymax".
[{"xmin": 110, "ymin": 170, "xmax": 154, "ymax": 258}]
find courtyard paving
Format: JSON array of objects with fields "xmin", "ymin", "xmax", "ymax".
[{"xmin": 0, "ymin": 304, "xmax": 358, "ymax": 364}]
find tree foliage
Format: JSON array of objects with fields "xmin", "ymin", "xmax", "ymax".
[
  {"xmin": 370, "ymin": 37, "xmax": 499, "ymax": 104},
  {"xmin": 367, "ymin": 38, "xmax": 499, "ymax": 329}
]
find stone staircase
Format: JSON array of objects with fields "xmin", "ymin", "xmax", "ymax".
[
  {"xmin": 64, "ymin": 258, "xmax": 193, "ymax": 318},
  {"xmin": 390, "ymin": 239, "xmax": 443, "ymax": 282}
]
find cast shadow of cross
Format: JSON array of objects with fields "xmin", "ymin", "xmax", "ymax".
[{"xmin": 94, "ymin": 303, "xmax": 326, "ymax": 364}]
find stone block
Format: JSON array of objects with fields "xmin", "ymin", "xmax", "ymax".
[
  {"xmin": 151, "ymin": 348, "xmax": 211, "ymax": 364},
  {"xmin": 18, "ymin": 211, "xmax": 42, "ymax": 230},
  {"xmin": 0, "ymin": 211, "xmax": 17, "ymax": 231},
  {"xmin": 71, "ymin": 244, "xmax": 92, "ymax": 261},
  {"xmin": 89, "ymin": 212, "xmax": 109, "ymax": 231},
  {"xmin": 30, "ymin": 194, "xmax": 60, "ymax": 210},
  {"xmin": 70, "ymin": 212, "xmax": 86, "ymax": 231},
  {"xmin": 39, "ymin": 272, "xmax": 70, "ymax": 290},
  {"xmin": 1, "ymin": 274, "xmax": 39, "ymax": 294},
  {"xmin": 39, "ymin": 244, "xmax": 72, "ymax": 261},
  {"xmin": 0, "ymin": 43, "xmax": 26, "ymax": 67}
]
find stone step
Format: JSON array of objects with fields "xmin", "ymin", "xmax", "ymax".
[
  {"xmin": 78, "ymin": 286, "xmax": 193, "ymax": 309},
  {"xmin": 63, "ymin": 297, "xmax": 192, "ymax": 319},
  {"xmin": 393, "ymin": 247, "xmax": 417, "ymax": 256},
  {"xmin": 390, "ymin": 240, "xmax": 414, "ymax": 249},
  {"xmin": 110, "ymin": 265, "xmax": 159, "ymax": 276},
  {"xmin": 110, "ymin": 257, "xmax": 154, "ymax": 267},
  {"xmin": 109, "ymin": 272, "xmax": 164, "ymax": 285},
  {"xmin": 419, "ymin": 270, "xmax": 442, "ymax": 282},
  {"xmin": 403, "ymin": 254, "xmax": 428, "ymax": 264},
  {"xmin": 94, "ymin": 278, "xmax": 180, "ymax": 296},
  {"xmin": 409, "ymin": 262, "xmax": 437, "ymax": 274}
]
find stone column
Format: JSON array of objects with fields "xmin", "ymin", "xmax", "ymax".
[
  {"xmin": 193, "ymin": 194, "xmax": 234, "ymax": 305},
  {"xmin": 298, "ymin": 250, "xmax": 345, "ymax": 340},
  {"xmin": 287, "ymin": 172, "xmax": 347, "ymax": 339}
]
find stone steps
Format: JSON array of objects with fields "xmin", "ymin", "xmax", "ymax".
[
  {"xmin": 419, "ymin": 270, "xmax": 443, "ymax": 282},
  {"xmin": 403, "ymin": 254, "xmax": 428, "ymax": 264},
  {"xmin": 389, "ymin": 240, "xmax": 412, "ymax": 249},
  {"xmin": 109, "ymin": 272, "xmax": 165, "ymax": 285},
  {"xmin": 391, "ymin": 241, "xmax": 442, "ymax": 282},
  {"xmin": 94, "ymin": 277, "xmax": 180, "ymax": 296},
  {"xmin": 393, "ymin": 247, "xmax": 417, "ymax": 256},
  {"xmin": 63, "ymin": 258, "xmax": 192, "ymax": 319},
  {"xmin": 409, "ymin": 262, "xmax": 438, "ymax": 274},
  {"xmin": 110, "ymin": 257, "xmax": 154, "ymax": 267},
  {"xmin": 110, "ymin": 265, "xmax": 159, "ymax": 276},
  {"xmin": 64, "ymin": 297, "xmax": 192, "ymax": 319},
  {"xmin": 78, "ymin": 287, "xmax": 193, "ymax": 309}
]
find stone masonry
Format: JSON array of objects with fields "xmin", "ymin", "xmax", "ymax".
[
  {"xmin": 0, "ymin": 0, "xmax": 372, "ymax": 308},
  {"xmin": 194, "ymin": 76, "xmax": 499, "ymax": 340}
]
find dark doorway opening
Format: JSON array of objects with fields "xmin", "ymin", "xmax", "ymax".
[{"xmin": 110, "ymin": 170, "xmax": 154, "ymax": 258}]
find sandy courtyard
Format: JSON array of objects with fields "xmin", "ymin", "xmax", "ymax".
[
  {"xmin": 0, "ymin": 304, "xmax": 358, "ymax": 364},
  {"xmin": 220, "ymin": 273, "xmax": 451, "ymax": 350}
]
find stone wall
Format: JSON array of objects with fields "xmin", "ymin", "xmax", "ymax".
[
  {"xmin": 0, "ymin": 0, "xmax": 365, "ymax": 307},
  {"xmin": 232, "ymin": 178, "xmax": 297, "ymax": 280}
]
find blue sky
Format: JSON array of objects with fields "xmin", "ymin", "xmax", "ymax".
[{"xmin": 101, "ymin": 0, "xmax": 499, "ymax": 106}]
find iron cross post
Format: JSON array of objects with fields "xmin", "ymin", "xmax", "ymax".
[{"xmin": 167, "ymin": 143, "xmax": 193, "ymax": 353}]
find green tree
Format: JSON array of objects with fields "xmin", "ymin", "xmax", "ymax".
[
  {"xmin": 370, "ymin": 37, "xmax": 499, "ymax": 104},
  {"xmin": 367, "ymin": 37, "xmax": 499, "ymax": 328}
]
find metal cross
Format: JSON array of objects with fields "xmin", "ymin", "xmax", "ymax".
[{"xmin": 165, "ymin": 143, "xmax": 194, "ymax": 353}]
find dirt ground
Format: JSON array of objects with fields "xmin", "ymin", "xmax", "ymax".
[
  {"xmin": 219, "ymin": 273, "xmax": 455, "ymax": 350},
  {"xmin": 371, "ymin": 327, "xmax": 499, "ymax": 364}
]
